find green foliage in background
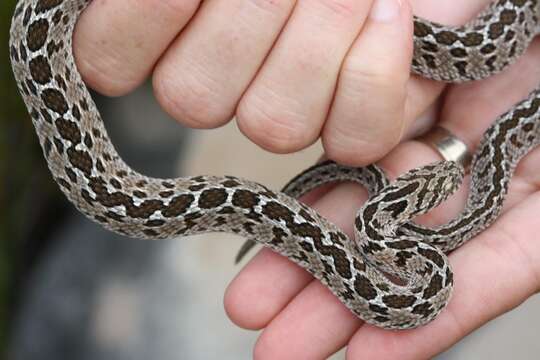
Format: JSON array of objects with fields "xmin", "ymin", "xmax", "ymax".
[
  {"xmin": 1, "ymin": 0, "xmax": 26, "ymax": 352},
  {"xmin": 0, "ymin": 0, "xmax": 20, "ymax": 352},
  {"xmin": 1, "ymin": 0, "xmax": 63, "ymax": 353}
]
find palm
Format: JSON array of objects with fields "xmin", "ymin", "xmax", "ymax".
[{"xmin": 224, "ymin": 37, "xmax": 540, "ymax": 360}]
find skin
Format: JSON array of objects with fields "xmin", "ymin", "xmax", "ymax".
[
  {"xmin": 225, "ymin": 40, "xmax": 540, "ymax": 359},
  {"xmin": 73, "ymin": 0, "xmax": 444, "ymax": 164},
  {"xmin": 72, "ymin": 0, "xmax": 540, "ymax": 358}
]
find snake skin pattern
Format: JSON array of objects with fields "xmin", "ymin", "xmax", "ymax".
[{"xmin": 9, "ymin": 0, "xmax": 540, "ymax": 329}]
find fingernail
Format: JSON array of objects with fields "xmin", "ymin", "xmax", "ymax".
[{"xmin": 370, "ymin": 0, "xmax": 402, "ymax": 22}]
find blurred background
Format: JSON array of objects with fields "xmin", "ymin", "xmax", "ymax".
[{"xmin": 2, "ymin": 1, "xmax": 540, "ymax": 359}]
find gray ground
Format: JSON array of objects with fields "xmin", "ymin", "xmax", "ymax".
[{"xmin": 9, "ymin": 84, "xmax": 540, "ymax": 359}]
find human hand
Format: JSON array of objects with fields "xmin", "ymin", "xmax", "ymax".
[
  {"xmin": 74, "ymin": 0, "xmax": 446, "ymax": 166},
  {"xmin": 224, "ymin": 4, "xmax": 540, "ymax": 360}
]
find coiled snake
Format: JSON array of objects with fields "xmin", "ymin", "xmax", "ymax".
[{"xmin": 9, "ymin": 0, "xmax": 540, "ymax": 329}]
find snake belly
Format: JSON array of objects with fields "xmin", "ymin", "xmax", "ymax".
[{"xmin": 9, "ymin": 0, "xmax": 540, "ymax": 330}]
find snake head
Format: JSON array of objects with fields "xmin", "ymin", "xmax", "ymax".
[
  {"xmin": 362, "ymin": 161, "xmax": 465, "ymax": 230},
  {"xmin": 433, "ymin": 160, "xmax": 465, "ymax": 195},
  {"xmin": 400, "ymin": 161, "xmax": 464, "ymax": 216}
]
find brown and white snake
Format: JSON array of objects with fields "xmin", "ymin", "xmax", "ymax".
[{"xmin": 9, "ymin": 0, "xmax": 540, "ymax": 329}]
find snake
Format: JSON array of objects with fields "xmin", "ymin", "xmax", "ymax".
[{"xmin": 8, "ymin": 0, "xmax": 540, "ymax": 330}]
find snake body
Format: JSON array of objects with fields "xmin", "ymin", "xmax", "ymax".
[{"xmin": 9, "ymin": 0, "xmax": 540, "ymax": 329}]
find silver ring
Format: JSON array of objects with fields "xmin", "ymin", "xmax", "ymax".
[{"xmin": 419, "ymin": 126, "xmax": 472, "ymax": 172}]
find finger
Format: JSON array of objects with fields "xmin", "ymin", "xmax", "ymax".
[
  {"xmin": 153, "ymin": 0, "xmax": 294, "ymax": 128},
  {"xmin": 224, "ymin": 248, "xmax": 312, "ymax": 330},
  {"xmin": 236, "ymin": 0, "xmax": 375, "ymax": 153},
  {"xmin": 224, "ymin": 182, "xmax": 368, "ymax": 329},
  {"xmin": 73, "ymin": 0, "xmax": 201, "ymax": 96},
  {"xmin": 245, "ymin": 36, "xmax": 540, "ymax": 359},
  {"xmin": 322, "ymin": 0, "xmax": 414, "ymax": 166},
  {"xmin": 254, "ymin": 281, "xmax": 362, "ymax": 359}
]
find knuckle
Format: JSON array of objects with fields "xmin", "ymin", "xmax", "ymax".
[
  {"xmin": 76, "ymin": 56, "xmax": 140, "ymax": 97},
  {"xmin": 237, "ymin": 96, "xmax": 315, "ymax": 153},
  {"xmin": 323, "ymin": 124, "xmax": 401, "ymax": 165},
  {"xmin": 342, "ymin": 59, "xmax": 404, "ymax": 90},
  {"xmin": 247, "ymin": 0, "xmax": 292, "ymax": 15},
  {"xmin": 341, "ymin": 47, "xmax": 410, "ymax": 88},
  {"xmin": 152, "ymin": 64, "xmax": 232, "ymax": 128},
  {"xmin": 74, "ymin": 38, "xmax": 145, "ymax": 96},
  {"xmin": 302, "ymin": 0, "xmax": 358, "ymax": 19},
  {"xmin": 151, "ymin": 0, "xmax": 201, "ymax": 18}
]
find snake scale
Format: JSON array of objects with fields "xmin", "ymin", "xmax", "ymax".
[{"xmin": 9, "ymin": 0, "xmax": 540, "ymax": 329}]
